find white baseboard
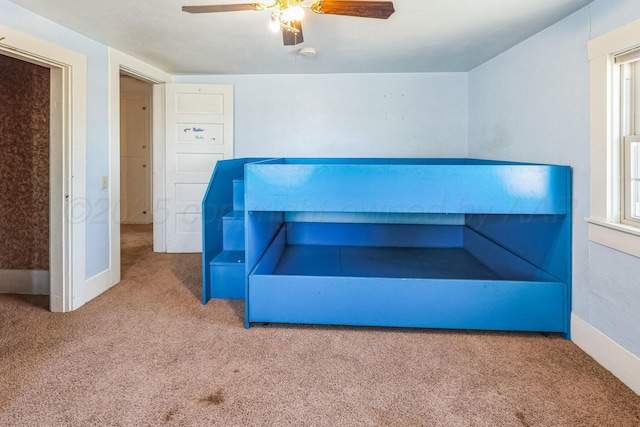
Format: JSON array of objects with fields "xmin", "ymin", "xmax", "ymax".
[
  {"xmin": 0, "ymin": 269, "xmax": 49, "ymax": 295},
  {"xmin": 571, "ymin": 313, "xmax": 640, "ymax": 395},
  {"xmin": 85, "ymin": 268, "xmax": 116, "ymax": 302}
]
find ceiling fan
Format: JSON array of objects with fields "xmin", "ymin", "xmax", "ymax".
[{"xmin": 182, "ymin": 0, "xmax": 395, "ymax": 46}]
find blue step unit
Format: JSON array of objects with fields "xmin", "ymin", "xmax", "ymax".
[
  {"xmin": 222, "ymin": 210, "xmax": 245, "ymax": 251},
  {"xmin": 209, "ymin": 250, "xmax": 246, "ymax": 300},
  {"xmin": 232, "ymin": 179, "xmax": 244, "ymax": 211},
  {"xmin": 203, "ymin": 157, "xmax": 572, "ymax": 337},
  {"xmin": 202, "ymin": 159, "xmax": 264, "ymax": 302}
]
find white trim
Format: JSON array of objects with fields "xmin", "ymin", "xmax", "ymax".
[
  {"xmin": 0, "ymin": 25, "xmax": 86, "ymax": 312},
  {"xmin": 614, "ymin": 46, "xmax": 640, "ymax": 65},
  {"xmin": 0, "ymin": 270, "xmax": 50, "ymax": 295},
  {"xmin": 589, "ymin": 18, "xmax": 640, "ymax": 60},
  {"xmin": 587, "ymin": 219, "xmax": 640, "ymax": 258},
  {"xmin": 588, "ymin": 18, "xmax": 640, "ymax": 259},
  {"xmin": 588, "ymin": 216, "xmax": 640, "ymax": 236},
  {"xmin": 84, "ymin": 269, "xmax": 114, "ymax": 303},
  {"xmin": 108, "ymin": 48, "xmax": 171, "ymax": 286},
  {"xmin": 153, "ymin": 84, "xmax": 167, "ymax": 252},
  {"xmin": 571, "ymin": 313, "xmax": 640, "ymax": 395},
  {"xmin": 589, "ymin": 53, "xmax": 612, "ymax": 220}
]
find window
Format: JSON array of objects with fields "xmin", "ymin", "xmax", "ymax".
[
  {"xmin": 618, "ymin": 52, "xmax": 640, "ymax": 227},
  {"xmin": 588, "ymin": 18, "xmax": 640, "ymax": 258},
  {"xmin": 625, "ymin": 135, "xmax": 640, "ymax": 222}
]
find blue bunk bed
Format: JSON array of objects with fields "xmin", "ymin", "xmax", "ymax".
[{"xmin": 203, "ymin": 158, "xmax": 572, "ymax": 337}]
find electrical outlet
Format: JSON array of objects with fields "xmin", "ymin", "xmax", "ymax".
[{"xmin": 101, "ymin": 175, "xmax": 108, "ymax": 190}]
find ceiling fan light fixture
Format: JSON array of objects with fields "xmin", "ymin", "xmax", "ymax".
[
  {"xmin": 280, "ymin": 4, "xmax": 304, "ymax": 22},
  {"xmin": 269, "ymin": 11, "xmax": 281, "ymax": 31}
]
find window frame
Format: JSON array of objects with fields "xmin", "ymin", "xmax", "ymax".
[
  {"xmin": 622, "ymin": 135, "xmax": 640, "ymax": 225},
  {"xmin": 588, "ymin": 18, "xmax": 640, "ymax": 258},
  {"xmin": 618, "ymin": 56, "xmax": 640, "ymax": 227}
]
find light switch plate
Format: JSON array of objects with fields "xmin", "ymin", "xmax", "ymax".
[{"xmin": 101, "ymin": 175, "xmax": 108, "ymax": 190}]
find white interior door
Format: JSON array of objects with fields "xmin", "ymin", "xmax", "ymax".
[{"xmin": 164, "ymin": 84, "xmax": 234, "ymax": 253}]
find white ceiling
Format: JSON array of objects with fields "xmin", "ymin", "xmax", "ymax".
[{"xmin": 8, "ymin": 0, "xmax": 593, "ymax": 75}]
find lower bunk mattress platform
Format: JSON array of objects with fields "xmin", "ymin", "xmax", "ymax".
[{"xmin": 247, "ymin": 225, "xmax": 569, "ymax": 334}]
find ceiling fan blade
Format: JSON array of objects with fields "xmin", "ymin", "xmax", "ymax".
[
  {"xmin": 182, "ymin": 4, "xmax": 265, "ymax": 13},
  {"xmin": 311, "ymin": 1, "xmax": 394, "ymax": 19},
  {"xmin": 282, "ymin": 20, "xmax": 304, "ymax": 46}
]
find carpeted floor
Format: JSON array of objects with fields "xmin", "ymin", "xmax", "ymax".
[{"xmin": 1, "ymin": 224, "xmax": 639, "ymax": 426}]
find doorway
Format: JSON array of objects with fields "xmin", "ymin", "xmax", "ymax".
[
  {"xmin": 119, "ymin": 74, "xmax": 154, "ymax": 272},
  {"xmin": 120, "ymin": 75, "xmax": 153, "ymax": 226},
  {"xmin": 0, "ymin": 26, "xmax": 85, "ymax": 312},
  {"xmin": 108, "ymin": 50, "xmax": 171, "ymax": 289},
  {"xmin": 0, "ymin": 53, "xmax": 50, "ymax": 298}
]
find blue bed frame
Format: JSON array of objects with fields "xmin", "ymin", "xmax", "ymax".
[{"xmin": 203, "ymin": 158, "xmax": 572, "ymax": 337}]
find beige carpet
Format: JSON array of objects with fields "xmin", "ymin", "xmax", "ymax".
[{"xmin": 1, "ymin": 224, "xmax": 639, "ymax": 426}]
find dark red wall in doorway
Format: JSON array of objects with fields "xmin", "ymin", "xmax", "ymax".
[{"xmin": 0, "ymin": 54, "xmax": 50, "ymax": 270}]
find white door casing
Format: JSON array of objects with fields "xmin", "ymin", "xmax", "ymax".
[
  {"xmin": 164, "ymin": 84, "xmax": 234, "ymax": 253},
  {"xmin": 109, "ymin": 48, "xmax": 172, "ymax": 289},
  {"xmin": 0, "ymin": 25, "xmax": 87, "ymax": 312}
]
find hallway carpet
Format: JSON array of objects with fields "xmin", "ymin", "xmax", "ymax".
[{"xmin": 1, "ymin": 224, "xmax": 639, "ymax": 426}]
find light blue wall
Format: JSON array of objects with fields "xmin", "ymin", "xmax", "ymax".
[
  {"xmin": 173, "ymin": 73, "xmax": 468, "ymax": 158},
  {"xmin": 468, "ymin": 0, "xmax": 640, "ymax": 356},
  {"xmin": 0, "ymin": 0, "xmax": 111, "ymax": 278}
]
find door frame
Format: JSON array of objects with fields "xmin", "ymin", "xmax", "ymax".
[
  {"xmin": 108, "ymin": 49, "xmax": 172, "ymax": 286},
  {"xmin": 0, "ymin": 25, "xmax": 86, "ymax": 312}
]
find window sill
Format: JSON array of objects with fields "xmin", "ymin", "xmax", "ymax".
[{"xmin": 586, "ymin": 218, "xmax": 640, "ymax": 258}]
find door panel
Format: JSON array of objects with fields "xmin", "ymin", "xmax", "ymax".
[
  {"xmin": 120, "ymin": 92, "xmax": 152, "ymax": 224},
  {"xmin": 121, "ymin": 156, "xmax": 150, "ymax": 223},
  {"xmin": 165, "ymin": 84, "xmax": 234, "ymax": 253}
]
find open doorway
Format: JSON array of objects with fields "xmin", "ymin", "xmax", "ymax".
[
  {"xmin": 0, "ymin": 28, "xmax": 85, "ymax": 312},
  {"xmin": 120, "ymin": 75, "xmax": 153, "ymax": 226},
  {"xmin": 0, "ymin": 53, "xmax": 50, "ymax": 303},
  {"xmin": 108, "ymin": 50, "xmax": 171, "ymax": 290},
  {"xmin": 119, "ymin": 74, "xmax": 154, "ymax": 272}
]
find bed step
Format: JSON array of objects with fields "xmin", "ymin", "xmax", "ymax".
[
  {"xmin": 222, "ymin": 210, "xmax": 245, "ymax": 251},
  {"xmin": 209, "ymin": 250, "xmax": 245, "ymax": 299},
  {"xmin": 233, "ymin": 179, "xmax": 244, "ymax": 211}
]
